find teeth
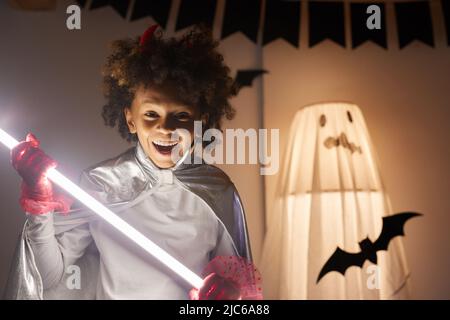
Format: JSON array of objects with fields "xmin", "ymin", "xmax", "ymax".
[{"xmin": 153, "ymin": 140, "xmax": 178, "ymax": 147}]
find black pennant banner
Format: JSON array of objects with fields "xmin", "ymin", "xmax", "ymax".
[
  {"xmin": 221, "ymin": 0, "xmax": 261, "ymax": 43},
  {"xmin": 90, "ymin": 0, "xmax": 129, "ymax": 19},
  {"xmin": 309, "ymin": 1, "xmax": 346, "ymax": 48},
  {"xmin": 351, "ymin": 2, "xmax": 387, "ymax": 49},
  {"xmin": 176, "ymin": 0, "xmax": 217, "ymax": 31},
  {"xmin": 441, "ymin": 0, "xmax": 450, "ymax": 45},
  {"xmin": 76, "ymin": 0, "xmax": 87, "ymax": 8},
  {"xmin": 130, "ymin": 0, "xmax": 172, "ymax": 26},
  {"xmin": 395, "ymin": 1, "xmax": 434, "ymax": 48},
  {"xmin": 263, "ymin": 0, "xmax": 301, "ymax": 47},
  {"xmin": 78, "ymin": 0, "xmax": 448, "ymax": 50}
]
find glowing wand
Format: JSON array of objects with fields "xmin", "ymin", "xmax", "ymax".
[{"xmin": 0, "ymin": 127, "xmax": 203, "ymax": 289}]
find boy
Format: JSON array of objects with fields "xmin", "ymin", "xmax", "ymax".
[{"xmin": 5, "ymin": 25, "xmax": 257, "ymax": 300}]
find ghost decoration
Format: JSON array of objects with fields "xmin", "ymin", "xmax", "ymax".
[{"xmin": 260, "ymin": 102, "xmax": 411, "ymax": 299}]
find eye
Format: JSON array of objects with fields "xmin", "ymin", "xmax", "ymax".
[
  {"xmin": 175, "ymin": 112, "xmax": 192, "ymax": 121},
  {"xmin": 144, "ymin": 111, "xmax": 159, "ymax": 119},
  {"xmin": 347, "ymin": 111, "xmax": 353, "ymax": 123},
  {"xmin": 319, "ymin": 114, "xmax": 327, "ymax": 127}
]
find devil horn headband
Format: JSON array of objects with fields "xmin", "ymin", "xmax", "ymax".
[{"xmin": 139, "ymin": 24, "xmax": 159, "ymax": 51}]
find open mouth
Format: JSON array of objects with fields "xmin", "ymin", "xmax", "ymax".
[
  {"xmin": 152, "ymin": 140, "xmax": 179, "ymax": 156},
  {"xmin": 324, "ymin": 133, "xmax": 362, "ymax": 154}
]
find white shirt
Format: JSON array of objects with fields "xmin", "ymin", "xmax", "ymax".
[{"xmin": 26, "ymin": 163, "xmax": 237, "ymax": 299}]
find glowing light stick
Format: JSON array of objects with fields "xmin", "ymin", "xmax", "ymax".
[{"xmin": 0, "ymin": 127, "xmax": 203, "ymax": 289}]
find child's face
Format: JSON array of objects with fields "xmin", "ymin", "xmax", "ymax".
[{"xmin": 124, "ymin": 86, "xmax": 199, "ymax": 169}]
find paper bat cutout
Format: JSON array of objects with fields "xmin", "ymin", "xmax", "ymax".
[
  {"xmin": 317, "ymin": 211, "xmax": 422, "ymax": 283},
  {"xmin": 234, "ymin": 69, "xmax": 268, "ymax": 91}
]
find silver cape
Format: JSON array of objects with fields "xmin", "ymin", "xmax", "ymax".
[{"xmin": 3, "ymin": 143, "xmax": 252, "ymax": 299}]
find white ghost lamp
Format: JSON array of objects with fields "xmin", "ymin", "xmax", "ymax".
[{"xmin": 260, "ymin": 102, "xmax": 411, "ymax": 299}]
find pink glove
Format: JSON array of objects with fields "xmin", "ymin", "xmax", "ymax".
[
  {"xmin": 11, "ymin": 133, "xmax": 72, "ymax": 215},
  {"xmin": 189, "ymin": 256, "xmax": 263, "ymax": 300},
  {"xmin": 190, "ymin": 272, "xmax": 241, "ymax": 300}
]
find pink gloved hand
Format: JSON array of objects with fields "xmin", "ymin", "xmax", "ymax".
[
  {"xmin": 11, "ymin": 133, "xmax": 72, "ymax": 215},
  {"xmin": 189, "ymin": 272, "xmax": 241, "ymax": 300},
  {"xmin": 189, "ymin": 256, "xmax": 263, "ymax": 300}
]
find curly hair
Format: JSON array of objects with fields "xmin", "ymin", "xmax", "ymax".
[{"xmin": 101, "ymin": 25, "xmax": 237, "ymax": 142}]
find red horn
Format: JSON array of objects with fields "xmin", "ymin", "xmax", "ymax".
[{"xmin": 139, "ymin": 24, "xmax": 159, "ymax": 50}]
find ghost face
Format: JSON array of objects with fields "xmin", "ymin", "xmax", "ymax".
[
  {"xmin": 124, "ymin": 86, "xmax": 200, "ymax": 169},
  {"xmin": 320, "ymin": 110, "xmax": 362, "ymax": 154},
  {"xmin": 313, "ymin": 104, "xmax": 372, "ymax": 191}
]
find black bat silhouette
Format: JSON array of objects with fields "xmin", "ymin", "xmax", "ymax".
[
  {"xmin": 234, "ymin": 69, "xmax": 268, "ymax": 91},
  {"xmin": 317, "ymin": 212, "xmax": 422, "ymax": 283}
]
